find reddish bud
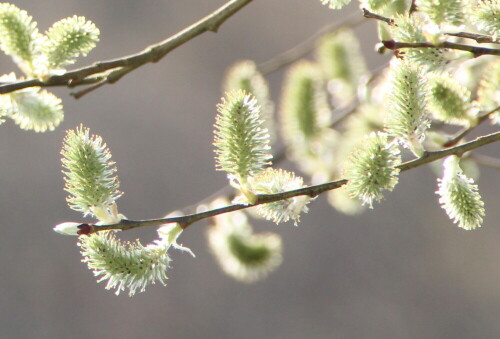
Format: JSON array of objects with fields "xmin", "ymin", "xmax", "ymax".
[
  {"xmin": 382, "ymin": 40, "xmax": 396, "ymax": 50},
  {"xmin": 77, "ymin": 223, "xmax": 94, "ymax": 235}
]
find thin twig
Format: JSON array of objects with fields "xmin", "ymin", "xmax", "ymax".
[
  {"xmin": 81, "ymin": 130, "xmax": 500, "ymax": 234},
  {"xmin": 257, "ymin": 12, "xmax": 365, "ymax": 75},
  {"xmin": 362, "ymin": 8, "xmax": 394, "ymax": 25},
  {"xmin": 363, "ymin": 8, "xmax": 500, "ymax": 45},
  {"xmin": 443, "ymin": 106, "xmax": 500, "ymax": 147},
  {"xmin": 382, "ymin": 40, "xmax": 500, "ymax": 57},
  {"xmin": 469, "ymin": 153, "xmax": 500, "ymax": 170},
  {"xmin": 409, "ymin": 1, "xmax": 418, "ymax": 14},
  {"xmin": 444, "ymin": 32, "xmax": 500, "ymax": 44},
  {"xmin": 0, "ymin": 0, "xmax": 253, "ymax": 96}
]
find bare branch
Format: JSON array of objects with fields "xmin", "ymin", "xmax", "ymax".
[
  {"xmin": 81, "ymin": 130, "xmax": 500, "ymax": 234},
  {"xmin": 0, "ymin": 0, "xmax": 253, "ymax": 96},
  {"xmin": 363, "ymin": 8, "xmax": 500, "ymax": 46},
  {"xmin": 362, "ymin": 8, "xmax": 394, "ymax": 25},
  {"xmin": 444, "ymin": 32, "xmax": 500, "ymax": 44},
  {"xmin": 382, "ymin": 40, "xmax": 500, "ymax": 57},
  {"xmin": 443, "ymin": 106, "xmax": 500, "ymax": 147},
  {"xmin": 257, "ymin": 12, "xmax": 365, "ymax": 75}
]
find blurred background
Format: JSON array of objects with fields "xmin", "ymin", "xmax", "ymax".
[{"xmin": 1, "ymin": 1, "xmax": 499, "ymax": 338}]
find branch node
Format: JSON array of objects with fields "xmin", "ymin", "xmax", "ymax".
[{"xmin": 382, "ymin": 40, "xmax": 396, "ymax": 50}]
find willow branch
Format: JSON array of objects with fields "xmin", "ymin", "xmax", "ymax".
[
  {"xmin": 443, "ymin": 106, "xmax": 500, "ymax": 147},
  {"xmin": 257, "ymin": 11, "xmax": 365, "ymax": 75},
  {"xmin": 362, "ymin": 8, "xmax": 394, "ymax": 25},
  {"xmin": 444, "ymin": 32, "xmax": 500, "ymax": 44},
  {"xmin": 80, "ymin": 130, "xmax": 500, "ymax": 234},
  {"xmin": 469, "ymin": 153, "xmax": 500, "ymax": 170},
  {"xmin": 363, "ymin": 8, "xmax": 500, "ymax": 47},
  {"xmin": 382, "ymin": 40, "xmax": 500, "ymax": 57},
  {"xmin": 398, "ymin": 131, "xmax": 500, "ymax": 171},
  {"xmin": 0, "ymin": 0, "xmax": 252, "ymax": 96}
]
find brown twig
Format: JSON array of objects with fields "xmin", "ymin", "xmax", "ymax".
[
  {"xmin": 0, "ymin": 0, "xmax": 253, "ymax": 97},
  {"xmin": 362, "ymin": 8, "xmax": 394, "ymax": 25},
  {"xmin": 444, "ymin": 32, "xmax": 500, "ymax": 44},
  {"xmin": 78, "ymin": 130, "xmax": 500, "ymax": 234},
  {"xmin": 443, "ymin": 106, "xmax": 500, "ymax": 147},
  {"xmin": 363, "ymin": 8, "xmax": 500, "ymax": 46},
  {"xmin": 382, "ymin": 40, "xmax": 500, "ymax": 58},
  {"xmin": 257, "ymin": 11, "xmax": 365, "ymax": 75}
]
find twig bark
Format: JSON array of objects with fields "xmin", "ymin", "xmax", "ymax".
[
  {"xmin": 362, "ymin": 8, "xmax": 394, "ymax": 25},
  {"xmin": 443, "ymin": 106, "xmax": 500, "ymax": 147},
  {"xmin": 0, "ymin": 0, "xmax": 253, "ymax": 97},
  {"xmin": 257, "ymin": 12, "xmax": 365, "ymax": 75},
  {"xmin": 444, "ymin": 32, "xmax": 500, "ymax": 44},
  {"xmin": 363, "ymin": 8, "xmax": 500, "ymax": 48},
  {"xmin": 83, "ymin": 130, "xmax": 500, "ymax": 234},
  {"xmin": 382, "ymin": 40, "xmax": 500, "ymax": 58}
]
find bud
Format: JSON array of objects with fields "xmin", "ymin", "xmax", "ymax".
[{"xmin": 53, "ymin": 222, "xmax": 93, "ymax": 236}]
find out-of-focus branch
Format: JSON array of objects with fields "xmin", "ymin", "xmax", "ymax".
[
  {"xmin": 257, "ymin": 11, "xmax": 365, "ymax": 75},
  {"xmin": 444, "ymin": 32, "xmax": 500, "ymax": 44},
  {"xmin": 443, "ymin": 106, "xmax": 500, "ymax": 147},
  {"xmin": 469, "ymin": 153, "xmax": 500, "ymax": 170},
  {"xmin": 362, "ymin": 8, "xmax": 394, "ymax": 25}
]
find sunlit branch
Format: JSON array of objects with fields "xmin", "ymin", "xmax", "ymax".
[
  {"xmin": 363, "ymin": 8, "xmax": 500, "ymax": 50},
  {"xmin": 382, "ymin": 40, "xmax": 500, "ymax": 57},
  {"xmin": 444, "ymin": 32, "xmax": 500, "ymax": 44},
  {"xmin": 443, "ymin": 106, "xmax": 500, "ymax": 147},
  {"xmin": 80, "ymin": 131, "xmax": 500, "ymax": 234},
  {"xmin": 0, "ymin": 0, "xmax": 253, "ymax": 97}
]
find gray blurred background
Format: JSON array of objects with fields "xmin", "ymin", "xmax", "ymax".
[{"xmin": 1, "ymin": 1, "xmax": 499, "ymax": 338}]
